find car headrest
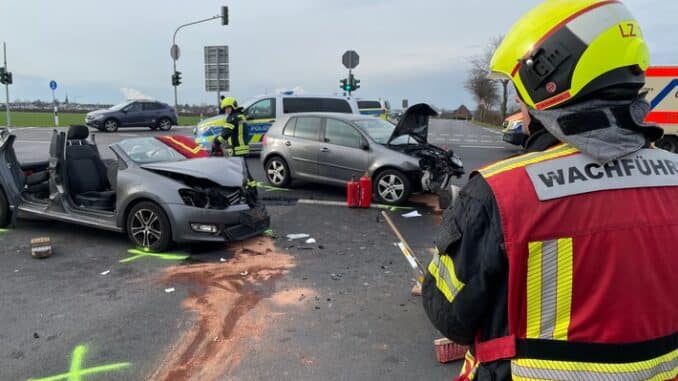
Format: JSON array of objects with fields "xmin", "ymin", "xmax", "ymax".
[{"xmin": 67, "ymin": 125, "xmax": 90, "ymax": 140}]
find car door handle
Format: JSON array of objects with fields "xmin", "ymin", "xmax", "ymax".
[
  {"xmin": 320, "ymin": 147, "xmax": 330, "ymax": 153},
  {"xmin": 284, "ymin": 141, "xmax": 292, "ymax": 146}
]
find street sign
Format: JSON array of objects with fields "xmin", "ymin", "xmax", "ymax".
[
  {"xmin": 342, "ymin": 50, "xmax": 359, "ymax": 70},
  {"xmin": 49, "ymin": 80, "xmax": 57, "ymax": 90},
  {"xmin": 204, "ymin": 45, "xmax": 229, "ymax": 92},
  {"xmin": 170, "ymin": 44, "xmax": 180, "ymax": 60}
]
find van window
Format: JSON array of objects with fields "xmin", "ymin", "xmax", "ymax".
[
  {"xmin": 357, "ymin": 101, "xmax": 381, "ymax": 109},
  {"xmin": 246, "ymin": 98, "xmax": 276, "ymax": 119},
  {"xmin": 292, "ymin": 117, "xmax": 322, "ymax": 141},
  {"xmin": 283, "ymin": 98, "xmax": 352, "ymax": 114},
  {"xmin": 324, "ymin": 119, "xmax": 363, "ymax": 149}
]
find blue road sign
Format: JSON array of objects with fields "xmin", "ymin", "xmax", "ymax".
[{"xmin": 49, "ymin": 80, "xmax": 57, "ymax": 90}]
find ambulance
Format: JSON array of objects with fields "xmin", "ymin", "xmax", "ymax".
[{"xmin": 644, "ymin": 66, "xmax": 678, "ymax": 153}]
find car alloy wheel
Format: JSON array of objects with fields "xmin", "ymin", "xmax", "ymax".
[
  {"xmin": 104, "ymin": 119, "xmax": 119, "ymax": 132},
  {"xmin": 158, "ymin": 118, "xmax": 172, "ymax": 131},
  {"xmin": 377, "ymin": 174, "xmax": 405, "ymax": 203},
  {"xmin": 267, "ymin": 159, "xmax": 287, "ymax": 186},
  {"xmin": 130, "ymin": 208, "xmax": 162, "ymax": 249}
]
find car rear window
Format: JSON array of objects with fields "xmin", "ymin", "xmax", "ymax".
[
  {"xmin": 358, "ymin": 101, "xmax": 381, "ymax": 109},
  {"xmin": 287, "ymin": 117, "xmax": 322, "ymax": 140},
  {"xmin": 283, "ymin": 98, "xmax": 352, "ymax": 114}
]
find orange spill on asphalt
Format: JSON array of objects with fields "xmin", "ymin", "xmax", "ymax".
[{"xmin": 148, "ymin": 237, "xmax": 300, "ymax": 381}]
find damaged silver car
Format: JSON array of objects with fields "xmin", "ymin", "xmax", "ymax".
[
  {"xmin": 0, "ymin": 125, "xmax": 269, "ymax": 252},
  {"xmin": 260, "ymin": 103, "xmax": 464, "ymax": 204}
]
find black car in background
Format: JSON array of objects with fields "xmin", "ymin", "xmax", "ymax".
[{"xmin": 85, "ymin": 100, "xmax": 178, "ymax": 132}]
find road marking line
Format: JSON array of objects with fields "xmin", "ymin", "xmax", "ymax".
[
  {"xmin": 15, "ymin": 140, "xmax": 50, "ymax": 144},
  {"xmin": 460, "ymin": 145, "xmax": 508, "ymax": 149}
]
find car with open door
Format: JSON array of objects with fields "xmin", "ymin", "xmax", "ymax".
[
  {"xmin": 260, "ymin": 103, "xmax": 464, "ymax": 205},
  {"xmin": 0, "ymin": 126, "xmax": 269, "ymax": 252}
]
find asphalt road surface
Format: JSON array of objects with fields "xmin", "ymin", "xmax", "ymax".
[{"xmin": 1, "ymin": 120, "xmax": 521, "ymax": 380}]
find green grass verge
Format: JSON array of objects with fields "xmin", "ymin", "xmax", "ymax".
[
  {"xmin": 471, "ymin": 120, "xmax": 503, "ymax": 130},
  {"xmin": 0, "ymin": 111, "xmax": 201, "ymax": 127}
]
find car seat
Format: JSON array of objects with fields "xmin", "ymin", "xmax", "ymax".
[{"xmin": 65, "ymin": 125, "xmax": 116, "ymax": 210}]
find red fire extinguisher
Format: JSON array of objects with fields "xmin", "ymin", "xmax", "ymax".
[
  {"xmin": 359, "ymin": 172, "xmax": 372, "ymax": 208},
  {"xmin": 347, "ymin": 176, "xmax": 360, "ymax": 208}
]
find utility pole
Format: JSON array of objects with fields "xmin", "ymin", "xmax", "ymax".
[
  {"xmin": 171, "ymin": 6, "xmax": 228, "ymax": 110},
  {"xmin": 3, "ymin": 42, "xmax": 10, "ymax": 128}
]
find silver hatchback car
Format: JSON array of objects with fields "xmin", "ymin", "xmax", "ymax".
[{"xmin": 260, "ymin": 104, "xmax": 464, "ymax": 204}]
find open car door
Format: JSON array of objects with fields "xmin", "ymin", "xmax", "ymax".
[{"xmin": 0, "ymin": 129, "xmax": 26, "ymax": 208}]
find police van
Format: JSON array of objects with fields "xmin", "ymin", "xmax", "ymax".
[
  {"xmin": 194, "ymin": 94, "xmax": 360, "ymax": 153},
  {"xmin": 644, "ymin": 66, "xmax": 678, "ymax": 153},
  {"xmin": 357, "ymin": 99, "xmax": 390, "ymax": 120}
]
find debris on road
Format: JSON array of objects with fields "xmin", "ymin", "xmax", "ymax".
[
  {"xmin": 30, "ymin": 237, "xmax": 53, "ymax": 259},
  {"xmin": 402, "ymin": 210, "xmax": 423, "ymax": 218},
  {"xmin": 434, "ymin": 338, "xmax": 468, "ymax": 363},
  {"xmin": 240, "ymin": 271, "xmax": 249, "ymax": 276},
  {"xmin": 286, "ymin": 233, "xmax": 310, "ymax": 240},
  {"xmin": 100, "ymin": 270, "xmax": 111, "ymax": 276},
  {"xmin": 330, "ymin": 272, "xmax": 344, "ymax": 281},
  {"xmin": 382, "ymin": 212, "xmax": 427, "ymax": 287},
  {"xmin": 164, "ymin": 288, "xmax": 176, "ymax": 293},
  {"xmin": 220, "ymin": 258, "xmax": 226, "ymax": 263},
  {"xmin": 305, "ymin": 238, "xmax": 316, "ymax": 244}
]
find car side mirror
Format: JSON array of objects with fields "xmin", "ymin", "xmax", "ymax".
[{"xmin": 361, "ymin": 142, "xmax": 370, "ymax": 151}]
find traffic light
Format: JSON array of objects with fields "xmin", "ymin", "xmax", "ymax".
[
  {"xmin": 348, "ymin": 74, "xmax": 360, "ymax": 92},
  {"xmin": 172, "ymin": 71, "xmax": 182, "ymax": 86},
  {"xmin": 0, "ymin": 66, "xmax": 9, "ymax": 85},
  {"xmin": 340, "ymin": 78, "xmax": 350, "ymax": 92},
  {"xmin": 221, "ymin": 6, "xmax": 229, "ymax": 25}
]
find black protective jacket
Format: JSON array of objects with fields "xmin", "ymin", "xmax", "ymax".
[{"xmin": 422, "ymin": 128, "xmax": 559, "ymax": 380}]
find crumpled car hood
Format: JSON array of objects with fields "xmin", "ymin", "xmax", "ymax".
[
  {"xmin": 141, "ymin": 157, "xmax": 245, "ymax": 187},
  {"xmin": 388, "ymin": 103, "xmax": 440, "ymax": 145}
]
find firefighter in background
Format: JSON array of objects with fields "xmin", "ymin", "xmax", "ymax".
[
  {"xmin": 215, "ymin": 96, "xmax": 249, "ymax": 157},
  {"xmin": 422, "ymin": 1, "xmax": 678, "ymax": 380},
  {"xmin": 215, "ymin": 96, "xmax": 257, "ymax": 193}
]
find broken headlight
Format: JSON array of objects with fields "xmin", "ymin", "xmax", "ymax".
[{"xmin": 179, "ymin": 187, "xmax": 242, "ymax": 209}]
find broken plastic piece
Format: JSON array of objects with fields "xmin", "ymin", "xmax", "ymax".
[
  {"xmin": 305, "ymin": 238, "xmax": 317, "ymax": 244},
  {"xmin": 286, "ymin": 233, "xmax": 310, "ymax": 240},
  {"xmin": 100, "ymin": 270, "xmax": 111, "ymax": 276},
  {"xmin": 164, "ymin": 288, "xmax": 175, "ymax": 293},
  {"xmin": 402, "ymin": 210, "xmax": 422, "ymax": 218}
]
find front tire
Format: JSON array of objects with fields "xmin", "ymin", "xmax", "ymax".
[
  {"xmin": 126, "ymin": 202, "xmax": 172, "ymax": 252},
  {"xmin": 265, "ymin": 156, "xmax": 291, "ymax": 188},
  {"xmin": 657, "ymin": 136, "xmax": 678, "ymax": 153},
  {"xmin": 0, "ymin": 187, "xmax": 11, "ymax": 228},
  {"xmin": 158, "ymin": 117, "xmax": 173, "ymax": 131},
  {"xmin": 103, "ymin": 118, "xmax": 119, "ymax": 133},
  {"xmin": 374, "ymin": 169, "xmax": 411, "ymax": 205}
]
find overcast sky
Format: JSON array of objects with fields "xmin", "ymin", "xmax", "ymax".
[{"xmin": 0, "ymin": 0, "xmax": 676, "ymax": 109}]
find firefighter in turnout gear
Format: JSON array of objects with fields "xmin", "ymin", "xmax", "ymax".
[
  {"xmin": 215, "ymin": 96, "xmax": 258, "ymax": 194},
  {"xmin": 216, "ymin": 96, "xmax": 250, "ymax": 157},
  {"xmin": 422, "ymin": 1, "xmax": 678, "ymax": 380}
]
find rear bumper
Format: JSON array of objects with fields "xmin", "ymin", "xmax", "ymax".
[{"xmin": 166, "ymin": 203, "xmax": 270, "ymax": 243}]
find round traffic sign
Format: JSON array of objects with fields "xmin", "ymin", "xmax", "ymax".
[{"xmin": 49, "ymin": 80, "xmax": 57, "ymax": 90}]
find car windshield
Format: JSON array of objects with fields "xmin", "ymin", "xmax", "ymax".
[
  {"xmin": 354, "ymin": 118, "xmax": 411, "ymax": 145},
  {"xmin": 109, "ymin": 101, "xmax": 133, "ymax": 111},
  {"xmin": 118, "ymin": 137, "xmax": 186, "ymax": 164}
]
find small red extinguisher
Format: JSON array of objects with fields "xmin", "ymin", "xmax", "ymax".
[
  {"xmin": 359, "ymin": 172, "xmax": 372, "ymax": 208},
  {"xmin": 347, "ymin": 176, "xmax": 360, "ymax": 208}
]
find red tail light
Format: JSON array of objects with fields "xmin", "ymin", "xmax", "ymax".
[{"xmin": 262, "ymin": 134, "xmax": 268, "ymax": 145}]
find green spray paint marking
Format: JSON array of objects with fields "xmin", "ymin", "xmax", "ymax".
[
  {"xmin": 0, "ymin": 228, "xmax": 8, "ymax": 233},
  {"xmin": 119, "ymin": 248, "xmax": 190, "ymax": 264},
  {"xmin": 27, "ymin": 344, "xmax": 131, "ymax": 381},
  {"xmin": 256, "ymin": 181, "xmax": 290, "ymax": 192}
]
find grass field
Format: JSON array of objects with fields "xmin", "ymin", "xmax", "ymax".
[
  {"xmin": 471, "ymin": 120, "xmax": 503, "ymax": 129},
  {"xmin": 0, "ymin": 111, "xmax": 202, "ymax": 127}
]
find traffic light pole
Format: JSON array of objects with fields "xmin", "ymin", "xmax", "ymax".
[
  {"xmin": 3, "ymin": 42, "xmax": 10, "ymax": 128},
  {"xmin": 348, "ymin": 68, "xmax": 352, "ymax": 96},
  {"xmin": 171, "ymin": 15, "xmax": 221, "ymax": 111}
]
